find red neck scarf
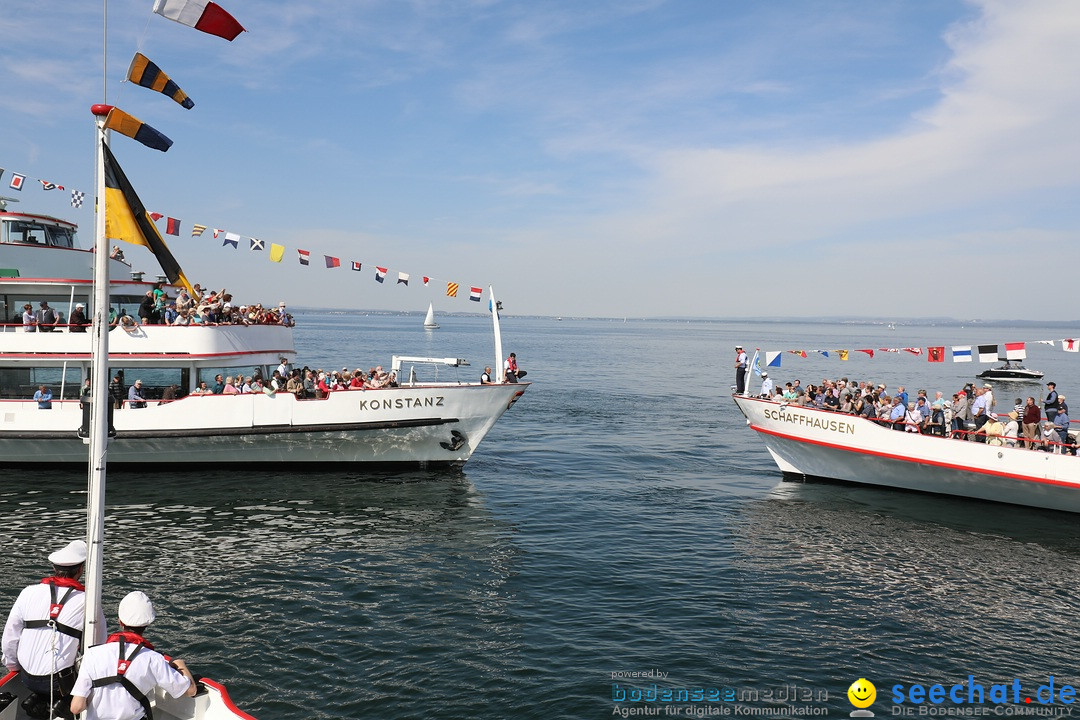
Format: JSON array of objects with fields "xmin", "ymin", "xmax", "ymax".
[
  {"xmin": 41, "ymin": 576, "xmax": 85, "ymax": 591},
  {"xmin": 107, "ymin": 631, "xmax": 154, "ymax": 650}
]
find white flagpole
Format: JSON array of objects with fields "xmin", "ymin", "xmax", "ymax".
[
  {"xmin": 83, "ymin": 107, "xmax": 113, "ymax": 649},
  {"xmin": 489, "ymin": 286, "xmax": 503, "ymax": 381}
]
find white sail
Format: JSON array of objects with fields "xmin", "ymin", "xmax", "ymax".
[{"xmin": 423, "ymin": 302, "xmax": 439, "ymax": 328}]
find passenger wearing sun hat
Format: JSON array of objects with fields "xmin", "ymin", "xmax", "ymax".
[
  {"xmin": 983, "ymin": 412, "xmax": 1005, "ymax": 446},
  {"xmin": 71, "ymin": 591, "xmax": 198, "ymax": 719},
  {"xmin": 69, "ymin": 302, "xmax": 90, "ymax": 332},
  {"xmin": 2, "ymin": 539, "xmax": 107, "ymax": 717}
]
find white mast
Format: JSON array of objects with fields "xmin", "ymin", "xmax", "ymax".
[
  {"xmin": 83, "ymin": 106, "xmax": 112, "ymax": 648},
  {"xmin": 489, "ymin": 286, "xmax": 503, "ymax": 381}
]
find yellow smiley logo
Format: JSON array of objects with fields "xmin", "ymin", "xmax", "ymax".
[{"xmin": 848, "ymin": 678, "xmax": 876, "ymax": 709}]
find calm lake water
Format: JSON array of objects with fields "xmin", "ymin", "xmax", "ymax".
[{"xmin": 2, "ymin": 314, "xmax": 1079, "ymax": 719}]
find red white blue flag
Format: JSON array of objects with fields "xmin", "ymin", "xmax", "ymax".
[
  {"xmin": 375, "ymin": 267, "xmax": 387, "ymax": 283},
  {"xmin": 298, "ymin": 249, "xmax": 310, "ymax": 266},
  {"xmin": 470, "ymin": 287, "xmax": 482, "ymax": 302}
]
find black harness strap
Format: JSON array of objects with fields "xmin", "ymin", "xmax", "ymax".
[
  {"xmin": 91, "ymin": 639, "xmax": 154, "ymax": 720},
  {"xmin": 23, "ymin": 582, "xmax": 83, "ymax": 641}
]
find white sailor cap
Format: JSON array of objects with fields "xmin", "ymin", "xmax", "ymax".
[
  {"xmin": 118, "ymin": 591, "xmax": 156, "ymax": 626},
  {"xmin": 75, "ymin": 303, "xmax": 85, "ymax": 309},
  {"xmin": 48, "ymin": 540, "xmax": 87, "ymax": 567}
]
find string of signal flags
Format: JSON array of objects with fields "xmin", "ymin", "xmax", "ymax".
[
  {"xmin": 166, "ymin": 221, "xmax": 488, "ymax": 302},
  {"xmin": 749, "ymin": 339, "xmax": 1080, "ymax": 373}
]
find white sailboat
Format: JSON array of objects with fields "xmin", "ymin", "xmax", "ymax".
[{"xmin": 423, "ymin": 302, "xmax": 439, "ymax": 329}]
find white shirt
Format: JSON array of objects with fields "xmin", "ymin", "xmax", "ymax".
[
  {"xmin": 760, "ymin": 377, "xmax": 774, "ymax": 396},
  {"xmin": 2, "ymin": 581, "xmax": 106, "ymax": 675},
  {"xmin": 72, "ymin": 639, "xmax": 191, "ymax": 720}
]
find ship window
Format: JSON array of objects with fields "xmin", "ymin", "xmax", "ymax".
[
  {"xmin": 4, "ymin": 221, "xmax": 77, "ymax": 248},
  {"xmin": 0, "ymin": 367, "xmax": 82, "ymax": 400},
  {"xmin": 198, "ymin": 367, "xmax": 259, "ymax": 387},
  {"xmin": 8, "ymin": 221, "xmax": 44, "ymax": 244},
  {"xmin": 47, "ymin": 226, "xmax": 76, "ymax": 248},
  {"xmin": 109, "ymin": 367, "xmax": 190, "ymax": 401}
]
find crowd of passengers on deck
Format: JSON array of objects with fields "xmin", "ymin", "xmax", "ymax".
[
  {"xmin": 15, "ymin": 283, "xmax": 293, "ymax": 332},
  {"xmin": 105, "ymin": 361, "xmax": 399, "ymax": 410},
  {"xmin": 754, "ymin": 374, "xmax": 1075, "ymax": 455}
]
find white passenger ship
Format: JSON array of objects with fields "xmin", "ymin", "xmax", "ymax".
[
  {"xmin": 733, "ymin": 394, "xmax": 1079, "ymax": 514},
  {"xmin": 0, "ymin": 202, "xmax": 527, "ymax": 467}
]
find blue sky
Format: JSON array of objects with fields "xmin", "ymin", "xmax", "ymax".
[{"xmin": 2, "ymin": 1, "xmax": 1078, "ymax": 319}]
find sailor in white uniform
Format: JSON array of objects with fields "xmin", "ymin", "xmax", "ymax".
[
  {"xmin": 2, "ymin": 539, "xmax": 106, "ymax": 719},
  {"xmin": 70, "ymin": 591, "xmax": 197, "ymax": 720},
  {"xmin": 759, "ymin": 372, "xmax": 774, "ymax": 398}
]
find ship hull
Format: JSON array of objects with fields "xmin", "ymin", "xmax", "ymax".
[
  {"xmin": 733, "ymin": 395, "xmax": 1080, "ymax": 513},
  {"xmin": 0, "ymin": 383, "xmax": 527, "ymax": 467}
]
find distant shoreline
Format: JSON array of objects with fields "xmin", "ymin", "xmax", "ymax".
[{"xmin": 292, "ymin": 308, "xmax": 1079, "ymax": 328}]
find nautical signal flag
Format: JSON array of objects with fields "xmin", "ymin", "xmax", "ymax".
[
  {"xmin": 269, "ymin": 244, "xmax": 284, "ymax": 262},
  {"xmin": 952, "ymin": 346, "xmax": 972, "ymax": 363},
  {"xmin": 765, "ymin": 351, "xmax": 782, "ymax": 368},
  {"xmin": 102, "ymin": 141, "xmax": 193, "ymax": 295},
  {"xmin": 192, "ymin": 224, "xmax": 206, "ymax": 237},
  {"xmin": 297, "ymin": 249, "xmax": 310, "ymax": 265},
  {"xmin": 447, "ymin": 282, "xmax": 459, "ymax": 298},
  {"xmin": 9, "ymin": 173, "xmax": 24, "ymax": 191},
  {"xmin": 325, "ymin": 255, "xmax": 340, "ymax": 268},
  {"xmin": 103, "ymin": 107, "xmax": 173, "ymax": 152},
  {"xmin": 71, "ymin": 190, "xmax": 85, "ymax": 209},
  {"xmin": 397, "ymin": 272, "xmax": 409, "ymax": 285},
  {"xmin": 127, "ymin": 53, "xmax": 195, "ymax": 109},
  {"xmin": 222, "ymin": 232, "xmax": 239, "ymax": 248},
  {"xmin": 837, "ymin": 350, "xmax": 849, "ymax": 361},
  {"xmin": 423, "ymin": 277, "xmax": 430, "ymax": 286},
  {"xmin": 351, "ymin": 261, "xmax": 362, "ymax": 271},
  {"xmin": 152, "ymin": 0, "xmax": 245, "ymax": 41},
  {"xmin": 470, "ymin": 287, "xmax": 482, "ymax": 301},
  {"xmin": 166, "ymin": 218, "xmax": 180, "ymax": 236},
  {"xmin": 39, "ymin": 180, "xmax": 64, "ymax": 191},
  {"xmin": 977, "ymin": 344, "xmax": 998, "ymax": 363},
  {"xmin": 249, "ymin": 237, "xmax": 263, "ymax": 251},
  {"xmin": 1005, "ymin": 342, "xmax": 1026, "ymax": 360},
  {"xmin": 856, "ymin": 349, "xmax": 874, "ymax": 358},
  {"xmin": 1064, "ymin": 339, "xmax": 1079, "ymax": 352},
  {"xmin": 927, "ymin": 346, "xmax": 945, "ymax": 362},
  {"xmin": 375, "ymin": 267, "xmax": 387, "ymax": 283}
]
